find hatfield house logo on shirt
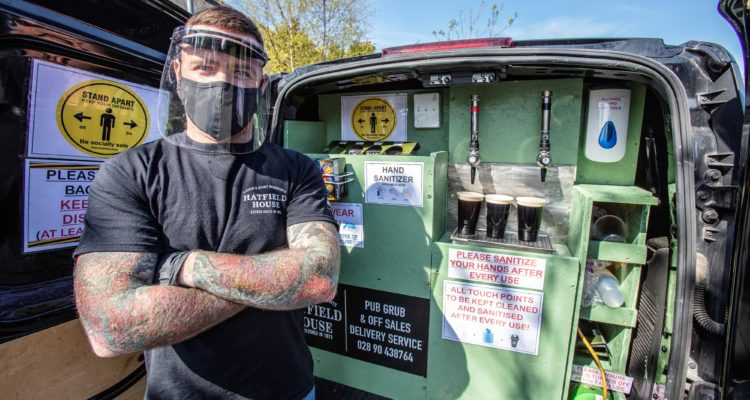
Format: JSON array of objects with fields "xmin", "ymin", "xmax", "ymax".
[{"xmin": 242, "ymin": 184, "xmax": 288, "ymax": 215}]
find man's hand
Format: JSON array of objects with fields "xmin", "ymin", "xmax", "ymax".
[
  {"xmin": 74, "ymin": 252, "xmax": 243, "ymax": 357},
  {"xmin": 177, "ymin": 221, "xmax": 340, "ymax": 310}
]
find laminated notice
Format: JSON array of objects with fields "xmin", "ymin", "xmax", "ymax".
[
  {"xmin": 331, "ymin": 202, "xmax": 364, "ymax": 248},
  {"xmin": 448, "ymin": 248, "xmax": 547, "ymax": 290},
  {"xmin": 442, "ymin": 280, "xmax": 543, "ymax": 355},
  {"xmin": 364, "ymin": 162, "xmax": 423, "ymax": 207},
  {"xmin": 23, "ymin": 159, "xmax": 99, "ymax": 252}
]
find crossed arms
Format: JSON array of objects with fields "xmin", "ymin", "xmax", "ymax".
[{"xmin": 74, "ymin": 220, "xmax": 340, "ymax": 357}]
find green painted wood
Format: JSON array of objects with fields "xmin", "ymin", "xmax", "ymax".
[
  {"xmin": 579, "ymin": 304, "xmax": 638, "ymax": 328},
  {"xmin": 284, "ymin": 121, "xmax": 327, "ymax": 153},
  {"xmin": 567, "ymin": 184, "xmax": 655, "ymax": 376},
  {"xmin": 301, "ymin": 152, "xmax": 447, "ymax": 399},
  {"xmin": 587, "ymin": 241, "xmax": 647, "ymax": 264},
  {"xmin": 311, "ymin": 350, "xmax": 428, "ymax": 399},
  {"xmin": 568, "ymin": 187, "xmax": 592, "ymax": 265},
  {"xmin": 573, "ymin": 184, "xmax": 659, "ymax": 206},
  {"xmin": 306, "ymin": 152, "xmax": 447, "ymax": 296},
  {"xmin": 428, "ymin": 241, "xmax": 581, "ymax": 400},
  {"xmin": 318, "ymin": 90, "xmax": 451, "ymax": 155},
  {"xmin": 575, "ymin": 83, "xmax": 647, "ymax": 185},
  {"xmin": 447, "ymin": 79, "xmax": 584, "ymax": 164}
]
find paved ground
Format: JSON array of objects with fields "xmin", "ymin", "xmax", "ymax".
[{"xmin": 316, "ymin": 378, "xmax": 390, "ymax": 400}]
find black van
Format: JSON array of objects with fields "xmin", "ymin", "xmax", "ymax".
[{"xmin": 1, "ymin": 1, "xmax": 748, "ymax": 399}]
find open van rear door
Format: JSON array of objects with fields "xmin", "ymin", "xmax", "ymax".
[{"xmin": 719, "ymin": 1, "xmax": 750, "ymax": 398}]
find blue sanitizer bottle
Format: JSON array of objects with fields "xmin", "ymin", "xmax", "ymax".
[{"xmin": 483, "ymin": 328, "xmax": 494, "ymax": 344}]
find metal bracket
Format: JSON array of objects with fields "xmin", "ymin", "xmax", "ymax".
[
  {"xmin": 702, "ymin": 226, "xmax": 720, "ymax": 242},
  {"xmin": 471, "ymin": 71, "xmax": 496, "ymax": 83},
  {"xmin": 427, "ymin": 74, "xmax": 452, "ymax": 86},
  {"xmin": 696, "ymin": 182, "xmax": 738, "ymax": 211},
  {"xmin": 696, "ymin": 152, "xmax": 737, "ymax": 211},
  {"xmin": 705, "ymin": 152, "xmax": 734, "ymax": 174},
  {"xmin": 696, "ymin": 68, "xmax": 738, "ymax": 111}
]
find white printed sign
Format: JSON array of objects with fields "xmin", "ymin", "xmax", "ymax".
[
  {"xmin": 331, "ymin": 202, "xmax": 364, "ymax": 248},
  {"xmin": 23, "ymin": 159, "xmax": 99, "ymax": 253},
  {"xmin": 364, "ymin": 162, "xmax": 423, "ymax": 207},
  {"xmin": 570, "ymin": 364, "xmax": 634, "ymax": 395},
  {"xmin": 341, "ymin": 93, "xmax": 407, "ymax": 141},
  {"xmin": 27, "ymin": 60, "xmax": 164, "ymax": 160},
  {"xmin": 448, "ymin": 248, "xmax": 547, "ymax": 290},
  {"xmin": 442, "ymin": 281, "xmax": 543, "ymax": 355}
]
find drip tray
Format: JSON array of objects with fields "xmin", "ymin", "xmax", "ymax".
[{"xmin": 450, "ymin": 228, "xmax": 555, "ymax": 254}]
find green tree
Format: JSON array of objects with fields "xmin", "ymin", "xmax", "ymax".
[
  {"xmin": 432, "ymin": 1, "xmax": 516, "ymax": 41},
  {"xmin": 235, "ymin": 0, "xmax": 375, "ymax": 74}
]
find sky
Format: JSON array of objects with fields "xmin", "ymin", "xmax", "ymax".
[{"xmin": 368, "ymin": 0, "xmax": 744, "ymax": 72}]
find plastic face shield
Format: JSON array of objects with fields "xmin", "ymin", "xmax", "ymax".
[{"xmin": 158, "ymin": 25, "xmax": 270, "ymax": 153}]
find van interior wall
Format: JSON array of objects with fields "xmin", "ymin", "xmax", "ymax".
[
  {"xmin": 282, "ymin": 72, "xmax": 679, "ymax": 398},
  {"xmin": 297, "ymin": 77, "xmax": 660, "ymax": 244}
]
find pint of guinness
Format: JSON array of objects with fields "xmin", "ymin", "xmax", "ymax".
[
  {"xmin": 485, "ymin": 194, "xmax": 513, "ymax": 239},
  {"xmin": 516, "ymin": 197, "xmax": 547, "ymax": 242},
  {"xmin": 457, "ymin": 191, "xmax": 484, "ymax": 237}
]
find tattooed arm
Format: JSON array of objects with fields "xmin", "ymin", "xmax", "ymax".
[
  {"xmin": 178, "ymin": 220, "xmax": 340, "ymax": 310},
  {"xmin": 74, "ymin": 252, "xmax": 243, "ymax": 357}
]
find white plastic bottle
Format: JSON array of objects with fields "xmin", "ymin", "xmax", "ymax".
[
  {"xmin": 595, "ymin": 268, "xmax": 625, "ymax": 308},
  {"xmin": 584, "ymin": 88, "xmax": 631, "ymax": 162}
]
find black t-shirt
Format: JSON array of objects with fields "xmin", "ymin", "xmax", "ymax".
[{"xmin": 75, "ymin": 138, "xmax": 336, "ymax": 400}]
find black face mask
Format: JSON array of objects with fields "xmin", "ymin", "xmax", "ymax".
[{"xmin": 176, "ymin": 78, "xmax": 257, "ymax": 140}]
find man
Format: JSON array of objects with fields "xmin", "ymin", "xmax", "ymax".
[{"xmin": 73, "ymin": 6, "xmax": 340, "ymax": 400}]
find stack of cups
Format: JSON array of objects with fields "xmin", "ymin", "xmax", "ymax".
[{"xmin": 456, "ymin": 192, "xmax": 548, "ymax": 242}]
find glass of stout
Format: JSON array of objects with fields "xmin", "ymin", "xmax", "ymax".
[
  {"xmin": 456, "ymin": 191, "xmax": 484, "ymax": 237},
  {"xmin": 484, "ymin": 194, "xmax": 513, "ymax": 239},
  {"xmin": 515, "ymin": 196, "xmax": 548, "ymax": 242}
]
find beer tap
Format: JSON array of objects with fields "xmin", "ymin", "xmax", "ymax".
[
  {"xmin": 468, "ymin": 94, "xmax": 481, "ymax": 184},
  {"xmin": 536, "ymin": 90, "xmax": 553, "ymax": 182}
]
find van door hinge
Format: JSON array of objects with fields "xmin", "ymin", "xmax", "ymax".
[{"xmin": 696, "ymin": 182, "xmax": 738, "ymax": 211}]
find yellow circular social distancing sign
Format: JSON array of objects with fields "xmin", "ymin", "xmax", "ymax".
[
  {"xmin": 351, "ymin": 98, "xmax": 396, "ymax": 141},
  {"xmin": 57, "ymin": 79, "xmax": 149, "ymax": 158}
]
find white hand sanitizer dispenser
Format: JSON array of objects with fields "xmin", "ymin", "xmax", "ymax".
[{"xmin": 584, "ymin": 88, "xmax": 631, "ymax": 162}]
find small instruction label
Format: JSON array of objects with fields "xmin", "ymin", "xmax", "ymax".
[
  {"xmin": 570, "ymin": 364, "xmax": 634, "ymax": 395},
  {"xmin": 448, "ymin": 248, "xmax": 547, "ymax": 290},
  {"xmin": 364, "ymin": 162, "xmax": 423, "ymax": 207},
  {"xmin": 331, "ymin": 202, "xmax": 364, "ymax": 248},
  {"xmin": 442, "ymin": 280, "xmax": 543, "ymax": 355}
]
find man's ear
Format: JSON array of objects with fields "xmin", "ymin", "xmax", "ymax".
[
  {"xmin": 172, "ymin": 59, "xmax": 181, "ymax": 82},
  {"xmin": 260, "ymin": 74, "xmax": 270, "ymax": 92}
]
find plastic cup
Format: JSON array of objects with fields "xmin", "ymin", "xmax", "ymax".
[
  {"xmin": 591, "ymin": 215, "xmax": 627, "ymax": 242},
  {"xmin": 485, "ymin": 194, "xmax": 513, "ymax": 239},
  {"xmin": 516, "ymin": 197, "xmax": 547, "ymax": 242},
  {"xmin": 456, "ymin": 191, "xmax": 484, "ymax": 237}
]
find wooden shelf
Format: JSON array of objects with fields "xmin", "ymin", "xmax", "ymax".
[
  {"xmin": 579, "ymin": 304, "xmax": 638, "ymax": 328},
  {"xmin": 573, "ymin": 354, "xmax": 615, "ymax": 373},
  {"xmin": 569, "ymin": 184, "xmax": 657, "ymax": 377},
  {"xmin": 587, "ymin": 241, "xmax": 647, "ymax": 264},
  {"xmin": 573, "ymin": 184, "xmax": 659, "ymax": 206}
]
